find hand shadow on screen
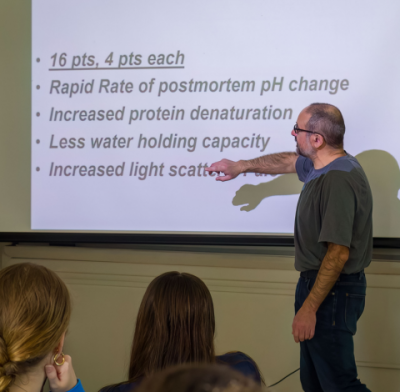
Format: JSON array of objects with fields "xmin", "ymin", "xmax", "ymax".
[
  {"xmin": 233, "ymin": 150, "xmax": 400, "ymax": 236},
  {"xmin": 232, "ymin": 173, "xmax": 303, "ymax": 212}
]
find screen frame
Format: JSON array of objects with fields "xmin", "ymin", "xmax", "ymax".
[{"xmin": 0, "ymin": 232, "xmax": 399, "ymax": 248}]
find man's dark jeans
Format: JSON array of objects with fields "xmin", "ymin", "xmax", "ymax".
[{"xmin": 295, "ymin": 270, "xmax": 371, "ymax": 392}]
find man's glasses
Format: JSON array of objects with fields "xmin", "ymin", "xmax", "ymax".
[{"xmin": 293, "ymin": 124, "xmax": 318, "ymax": 135}]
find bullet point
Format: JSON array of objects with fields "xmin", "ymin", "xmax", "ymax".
[
  {"xmin": 36, "ymin": 85, "xmax": 40, "ymax": 90},
  {"xmin": 36, "ymin": 58, "xmax": 40, "ymax": 62},
  {"xmin": 36, "ymin": 112, "xmax": 40, "ymax": 117},
  {"xmin": 36, "ymin": 167, "xmax": 40, "ymax": 172},
  {"xmin": 36, "ymin": 139, "xmax": 40, "ymax": 144}
]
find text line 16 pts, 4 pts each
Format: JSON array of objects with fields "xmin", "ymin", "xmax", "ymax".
[{"xmin": 49, "ymin": 51, "xmax": 185, "ymax": 69}]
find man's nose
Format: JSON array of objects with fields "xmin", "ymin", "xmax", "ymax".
[{"xmin": 291, "ymin": 129, "xmax": 296, "ymax": 137}]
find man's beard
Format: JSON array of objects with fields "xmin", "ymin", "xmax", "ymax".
[
  {"xmin": 296, "ymin": 141, "xmax": 314, "ymax": 159},
  {"xmin": 296, "ymin": 144, "xmax": 307, "ymax": 157}
]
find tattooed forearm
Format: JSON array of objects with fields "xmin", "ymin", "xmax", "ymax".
[{"xmin": 304, "ymin": 243, "xmax": 350, "ymax": 312}]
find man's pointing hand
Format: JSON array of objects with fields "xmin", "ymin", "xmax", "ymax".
[{"xmin": 205, "ymin": 159, "xmax": 244, "ymax": 181}]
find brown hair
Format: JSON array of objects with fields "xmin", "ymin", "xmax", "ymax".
[
  {"xmin": 102, "ymin": 272, "xmax": 215, "ymax": 391},
  {"xmin": 0, "ymin": 263, "xmax": 71, "ymax": 392},
  {"xmin": 130, "ymin": 272, "xmax": 216, "ymax": 376},
  {"xmin": 136, "ymin": 363, "xmax": 263, "ymax": 392}
]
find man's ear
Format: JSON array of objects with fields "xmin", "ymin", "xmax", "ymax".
[
  {"xmin": 55, "ymin": 331, "xmax": 66, "ymax": 353},
  {"xmin": 312, "ymin": 133, "xmax": 325, "ymax": 149}
]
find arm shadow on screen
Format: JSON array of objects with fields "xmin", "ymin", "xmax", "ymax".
[
  {"xmin": 232, "ymin": 150, "xmax": 400, "ymax": 237},
  {"xmin": 232, "ymin": 173, "xmax": 303, "ymax": 212}
]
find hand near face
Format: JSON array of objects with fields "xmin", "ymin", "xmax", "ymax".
[{"xmin": 45, "ymin": 355, "xmax": 78, "ymax": 392}]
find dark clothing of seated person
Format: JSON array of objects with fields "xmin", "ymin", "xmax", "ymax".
[
  {"xmin": 135, "ymin": 363, "xmax": 262, "ymax": 392},
  {"xmin": 100, "ymin": 272, "xmax": 263, "ymax": 392},
  {"xmin": 109, "ymin": 352, "xmax": 261, "ymax": 392},
  {"xmin": 217, "ymin": 352, "xmax": 261, "ymax": 384}
]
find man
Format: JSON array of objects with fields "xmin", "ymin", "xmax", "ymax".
[{"xmin": 206, "ymin": 103, "xmax": 372, "ymax": 392}]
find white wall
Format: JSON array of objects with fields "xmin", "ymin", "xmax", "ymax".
[{"xmin": 1, "ymin": 244, "xmax": 400, "ymax": 391}]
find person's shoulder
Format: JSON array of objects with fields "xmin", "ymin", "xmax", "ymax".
[
  {"xmin": 325, "ymin": 154, "xmax": 369, "ymax": 186},
  {"xmin": 321, "ymin": 168, "xmax": 354, "ymax": 194},
  {"xmin": 328, "ymin": 154, "xmax": 361, "ymax": 173},
  {"xmin": 217, "ymin": 351, "xmax": 261, "ymax": 384}
]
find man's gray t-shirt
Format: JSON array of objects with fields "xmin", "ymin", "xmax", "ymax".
[{"xmin": 294, "ymin": 153, "xmax": 373, "ymax": 274}]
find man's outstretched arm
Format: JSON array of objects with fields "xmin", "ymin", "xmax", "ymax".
[{"xmin": 205, "ymin": 152, "xmax": 298, "ymax": 181}]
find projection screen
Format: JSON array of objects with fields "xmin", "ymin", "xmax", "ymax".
[{"xmin": 1, "ymin": 0, "xmax": 400, "ymax": 242}]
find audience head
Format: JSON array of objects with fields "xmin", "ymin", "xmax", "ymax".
[
  {"xmin": 129, "ymin": 271, "xmax": 216, "ymax": 380},
  {"xmin": 0, "ymin": 263, "xmax": 71, "ymax": 392},
  {"xmin": 136, "ymin": 364, "xmax": 262, "ymax": 392}
]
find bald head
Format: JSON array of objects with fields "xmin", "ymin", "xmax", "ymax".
[{"xmin": 304, "ymin": 103, "xmax": 345, "ymax": 149}]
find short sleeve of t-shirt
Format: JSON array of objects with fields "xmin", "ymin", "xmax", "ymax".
[
  {"xmin": 295, "ymin": 155, "xmax": 314, "ymax": 182},
  {"xmin": 318, "ymin": 171, "xmax": 355, "ymax": 247}
]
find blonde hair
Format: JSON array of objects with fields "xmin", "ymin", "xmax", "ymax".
[{"xmin": 0, "ymin": 263, "xmax": 71, "ymax": 392}]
